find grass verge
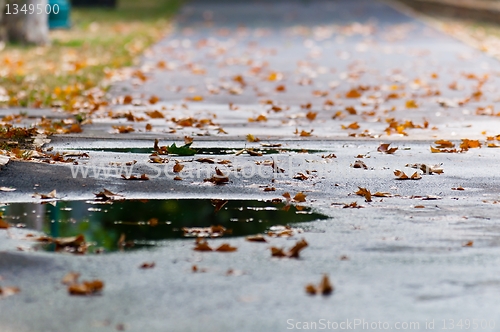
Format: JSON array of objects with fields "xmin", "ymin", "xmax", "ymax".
[{"xmin": 0, "ymin": 0, "xmax": 181, "ymax": 110}]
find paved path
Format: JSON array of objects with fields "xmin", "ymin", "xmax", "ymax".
[{"xmin": 1, "ymin": 1, "xmax": 500, "ymax": 331}]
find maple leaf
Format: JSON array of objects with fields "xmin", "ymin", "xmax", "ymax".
[{"xmin": 306, "ymin": 112, "xmax": 317, "ymax": 121}]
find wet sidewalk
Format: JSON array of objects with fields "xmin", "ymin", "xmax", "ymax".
[{"xmin": 1, "ymin": 1, "xmax": 500, "ymax": 331}]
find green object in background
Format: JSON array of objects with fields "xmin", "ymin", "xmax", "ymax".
[{"xmin": 48, "ymin": 0, "xmax": 71, "ymax": 29}]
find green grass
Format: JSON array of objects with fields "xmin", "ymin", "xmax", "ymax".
[{"xmin": 0, "ymin": 0, "xmax": 182, "ymax": 110}]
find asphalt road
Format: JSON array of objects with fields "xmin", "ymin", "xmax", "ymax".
[{"xmin": 1, "ymin": 1, "xmax": 500, "ymax": 331}]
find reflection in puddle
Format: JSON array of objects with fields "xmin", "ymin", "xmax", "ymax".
[
  {"xmin": 61, "ymin": 147, "xmax": 324, "ymax": 155},
  {"xmin": 1, "ymin": 199, "xmax": 327, "ymax": 253}
]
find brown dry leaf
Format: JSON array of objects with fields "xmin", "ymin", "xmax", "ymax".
[
  {"xmin": 139, "ymin": 262, "xmax": 156, "ymax": 269},
  {"xmin": 188, "ymin": 96, "xmax": 204, "ymax": 102},
  {"xmin": 414, "ymin": 205, "xmax": 425, "ymax": 209},
  {"xmin": 343, "ymin": 202, "xmax": 363, "ymax": 208},
  {"xmin": 121, "ymin": 174, "xmax": 149, "ymax": 181},
  {"xmin": 355, "ymin": 187, "xmax": 372, "ymax": 202},
  {"xmin": 246, "ymin": 134, "xmax": 260, "ymax": 142},
  {"xmin": 487, "ymin": 143, "xmax": 500, "ymax": 148},
  {"xmin": 0, "ymin": 219, "xmax": 10, "ymax": 229},
  {"xmin": 293, "ymin": 192, "xmax": 307, "ymax": 202},
  {"xmin": 0, "ymin": 286, "xmax": 20, "ymax": 299},
  {"xmin": 341, "ymin": 122, "xmax": 360, "ymax": 130},
  {"xmin": 68, "ymin": 280, "xmax": 104, "ymax": 296},
  {"xmin": 406, "ymin": 163, "xmax": 443, "ymax": 175},
  {"xmin": 373, "ymin": 192, "xmax": 392, "ymax": 197},
  {"xmin": 452, "ymin": 186, "xmax": 465, "ymax": 191},
  {"xmin": 184, "ymin": 136, "xmax": 194, "ymax": 144},
  {"xmin": 460, "ymin": 139, "xmax": 481, "ymax": 150},
  {"xmin": 306, "ymin": 112, "xmax": 317, "ymax": 121},
  {"xmin": 34, "ymin": 189, "xmax": 57, "ymax": 200},
  {"xmin": 305, "ymin": 284, "xmax": 317, "ymax": 295},
  {"xmin": 94, "ymin": 189, "xmax": 124, "ymax": 201},
  {"xmin": 61, "ymin": 272, "xmax": 80, "ymax": 285},
  {"xmin": 173, "ymin": 163, "xmax": 184, "ymax": 173},
  {"xmin": 411, "ymin": 171, "xmax": 422, "ymax": 180},
  {"xmin": 405, "ymin": 100, "xmax": 418, "ymax": 108},
  {"xmin": 318, "ymin": 274, "xmax": 334, "ymax": 295},
  {"xmin": 434, "ymin": 139, "xmax": 454, "ymax": 148},
  {"xmin": 263, "ymin": 186, "xmax": 276, "ymax": 192},
  {"xmin": 215, "ymin": 243, "xmax": 237, "ymax": 252},
  {"xmin": 377, "ymin": 143, "xmax": 398, "ymax": 154},
  {"xmin": 271, "ymin": 247, "xmax": 287, "ymax": 257},
  {"xmin": 112, "ymin": 125, "xmax": 135, "ymax": 133},
  {"xmin": 145, "ymin": 123, "xmax": 153, "ymax": 131},
  {"xmin": 345, "ymin": 89, "xmax": 361, "ymax": 98},
  {"xmin": 196, "ymin": 158, "xmax": 215, "ymax": 164},
  {"xmin": 193, "ymin": 239, "xmax": 213, "ymax": 251},
  {"xmin": 288, "ymin": 238, "xmax": 308, "ymax": 258},
  {"xmin": 246, "ymin": 234, "xmax": 267, "ymax": 242},
  {"xmin": 149, "ymin": 95, "xmax": 159, "ymax": 104},
  {"xmin": 275, "ymin": 85, "xmax": 286, "ymax": 92},
  {"xmin": 352, "ymin": 160, "xmax": 367, "ymax": 169},
  {"xmin": 463, "ymin": 241, "xmax": 474, "ymax": 247},
  {"xmin": 204, "ymin": 167, "xmax": 229, "ymax": 185},
  {"xmin": 123, "ymin": 95, "xmax": 133, "ymax": 104},
  {"xmin": 145, "ymin": 110, "xmax": 164, "ymax": 118},
  {"xmin": 299, "ymin": 129, "xmax": 313, "ymax": 137},
  {"xmin": 282, "ymin": 192, "xmax": 291, "ymax": 200},
  {"xmin": 394, "ymin": 170, "xmax": 409, "ymax": 180}
]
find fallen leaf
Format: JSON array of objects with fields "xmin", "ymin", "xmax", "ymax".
[
  {"xmin": 463, "ymin": 241, "xmax": 473, "ymax": 247},
  {"xmin": 0, "ymin": 286, "xmax": 20, "ymax": 299},
  {"xmin": 345, "ymin": 89, "xmax": 361, "ymax": 98},
  {"xmin": 139, "ymin": 262, "xmax": 155, "ymax": 269},
  {"xmin": 352, "ymin": 160, "xmax": 367, "ymax": 169},
  {"xmin": 288, "ymin": 238, "xmax": 308, "ymax": 258},
  {"xmin": 173, "ymin": 163, "xmax": 184, "ymax": 173},
  {"xmin": 305, "ymin": 274, "xmax": 334, "ymax": 296},
  {"xmin": 452, "ymin": 186, "xmax": 465, "ymax": 191},
  {"xmin": 246, "ymin": 134, "xmax": 260, "ymax": 142},
  {"xmin": 61, "ymin": 272, "xmax": 80, "ymax": 285},
  {"xmin": 94, "ymin": 189, "xmax": 124, "ymax": 201},
  {"xmin": 215, "ymin": 243, "xmax": 237, "ymax": 252},
  {"xmin": 341, "ymin": 122, "xmax": 360, "ymax": 130},
  {"xmin": 293, "ymin": 192, "xmax": 307, "ymax": 202},
  {"xmin": 355, "ymin": 187, "xmax": 372, "ymax": 202},
  {"xmin": 377, "ymin": 143, "xmax": 398, "ymax": 154},
  {"xmin": 204, "ymin": 167, "xmax": 229, "ymax": 185},
  {"xmin": 246, "ymin": 234, "xmax": 267, "ymax": 242},
  {"xmin": 405, "ymin": 100, "xmax": 418, "ymax": 108},
  {"xmin": 121, "ymin": 174, "xmax": 149, "ymax": 181},
  {"xmin": 193, "ymin": 239, "xmax": 213, "ymax": 251},
  {"xmin": 0, "ymin": 187, "xmax": 16, "ymax": 192},
  {"xmin": 68, "ymin": 280, "xmax": 104, "ymax": 296},
  {"xmin": 0, "ymin": 219, "xmax": 10, "ymax": 229}
]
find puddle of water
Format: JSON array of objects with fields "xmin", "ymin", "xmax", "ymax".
[
  {"xmin": 2, "ymin": 199, "xmax": 327, "ymax": 253},
  {"xmin": 61, "ymin": 147, "xmax": 324, "ymax": 155}
]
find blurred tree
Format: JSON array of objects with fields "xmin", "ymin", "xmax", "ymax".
[{"xmin": 3, "ymin": 0, "xmax": 49, "ymax": 45}]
